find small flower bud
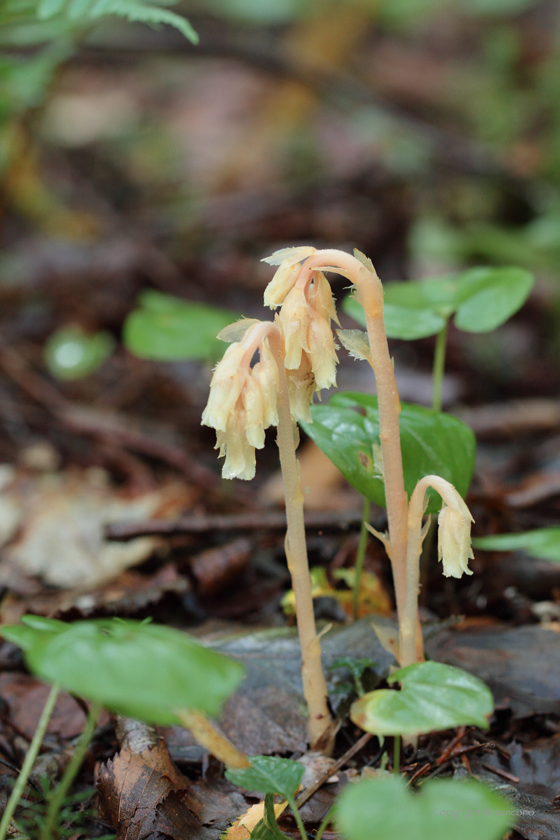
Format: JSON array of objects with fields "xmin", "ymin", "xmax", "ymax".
[
  {"xmin": 201, "ymin": 342, "xmax": 246, "ymax": 432},
  {"xmin": 307, "ymin": 313, "xmax": 337, "ymax": 391},
  {"xmin": 278, "ymin": 287, "xmax": 310, "ymax": 371},
  {"xmin": 307, "ymin": 271, "xmax": 339, "ymax": 325},
  {"xmin": 438, "ymin": 494, "xmax": 474, "ymax": 579},
  {"xmin": 286, "ymin": 354, "xmax": 316, "ymax": 423},
  {"xmin": 216, "ymin": 413, "xmax": 256, "ymax": 480},
  {"xmin": 252, "ymin": 341, "xmax": 279, "ymax": 428},
  {"xmin": 202, "ymin": 321, "xmax": 281, "ymax": 480},
  {"xmin": 264, "ymin": 262, "xmax": 301, "ymax": 309}
]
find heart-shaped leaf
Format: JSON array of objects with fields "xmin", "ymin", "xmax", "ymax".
[
  {"xmin": 351, "ymin": 661, "xmax": 494, "ymax": 736},
  {"xmin": 123, "ymin": 290, "xmax": 239, "ymax": 361},
  {"xmin": 226, "ymin": 755, "xmax": 304, "ymax": 800},
  {"xmin": 303, "ymin": 393, "xmax": 475, "ymax": 513},
  {"xmin": 343, "ymin": 266, "xmax": 533, "ymax": 339},
  {"xmin": 336, "ymin": 775, "xmax": 513, "ymax": 840},
  {"xmin": 453, "ymin": 267, "xmax": 534, "ymax": 333},
  {"xmin": 0, "ymin": 617, "xmax": 244, "ymax": 724},
  {"xmin": 473, "ymin": 528, "xmax": 560, "ymax": 563}
]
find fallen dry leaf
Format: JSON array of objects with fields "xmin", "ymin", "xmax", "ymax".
[
  {"xmin": 223, "ymin": 800, "xmax": 288, "ymax": 840},
  {"xmin": 0, "ymin": 673, "xmax": 87, "ymax": 740},
  {"xmin": 189, "ymin": 538, "xmax": 253, "ymax": 597},
  {"xmin": 426, "ymin": 623, "xmax": 560, "ymax": 717},
  {"xmin": 0, "ymin": 467, "xmax": 193, "ymax": 588},
  {"xmin": 97, "ymin": 737, "xmax": 212, "ymax": 840}
]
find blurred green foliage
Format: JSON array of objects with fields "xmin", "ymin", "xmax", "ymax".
[
  {"xmin": 123, "ymin": 291, "xmax": 239, "ymax": 361},
  {"xmin": 44, "ymin": 324, "xmax": 115, "ymax": 379}
]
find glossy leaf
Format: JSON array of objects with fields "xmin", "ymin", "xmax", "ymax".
[
  {"xmin": 123, "ymin": 290, "xmax": 239, "ymax": 361},
  {"xmin": 226, "ymin": 755, "xmax": 304, "ymax": 800},
  {"xmin": 351, "ymin": 661, "xmax": 493, "ymax": 736},
  {"xmin": 45, "ymin": 325, "xmax": 114, "ymax": 380},
  {"xmin": 304, "ymin": 393, "xmax": 475, "ymax": 513},
  {"xmin": 336, "ymin": 774, "xmax": 513, "ymax": 840},
  {"xmin": 344, "ymin": 296, "xmax": 447, "ymax": 340},
  {"xmin": 343, "ymin": 266, "xmax": 534, "ymax": 339},
  {"xmin": 473, "ymin": 528, "xmax": 560, "ymax": 563},
  {"xmin": 453, "ymin": 267, "xmax": 534, "ymax": 333},
  {"xmin": 0, "ymin": 617, "xmax": 244, "ymax": 724}
]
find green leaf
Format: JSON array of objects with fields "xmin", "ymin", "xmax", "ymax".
[
  {"xmin": 34, "ymin": 0, "xmax": 199, "ymax": 42},
  {"xmin": 303, "ymin": 393, "xmax": 475, "ymax": 513},
  {"xmin": 249, "ymin": 795, "xmax": 291, "ymax": 840},
  {"xmin": 44, "ymin": 325, "xmax": 114, "ymax": 380},
  {"xmin": 226, "ymin": 756, "xmax": 304, "ymax": 800},
  {"xmin": 37, "ymin": 0, "xmax": 67, "ymax": 18},
  {"xmin": 351, "ymin": 661, "xmax": 494, "ymax": 736},
  {"xmin": 342, "ymin": 266, "xmax": 534, "ymax": 339},
  {"xmin": 0, "ymin": 617, "xmax": 244, "ymax": 724},
  {"xmin": 123, "ymin": 291, "xmax": 239, "ymax": 361},
  {"xmin": 384, "ymin": 303, "xmax": 448, "ymax": 340},
  {"xmin": 452, "ymin": 267, "xmax": 534, "ymax": 333},
  {"xmin": 473, "ymin": 528, "xmax": 560, "ymax": 563},
  {"xmin": 343, "ymin": 296, "xmax": 447, "ymax": 340},
  {"xmin": 463, "ymin": 0, "xmax": 539, "ymax": 16},
  {"xmin": 336, "ymin": 775, "xmax": 514, "ymax": 840}
]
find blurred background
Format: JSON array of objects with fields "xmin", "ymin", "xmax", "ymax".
[{"xmin": 1, "ymin": 0, "xmax": 560, "ymax": 473}]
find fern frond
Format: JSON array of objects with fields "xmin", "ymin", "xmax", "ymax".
[
  {"xmin": 89, "ymin": 0, "xmax": 199, "ymax": 42},
  {"xmin": 34, "ymin": 0, "xmax": 199, "ymax": 43}
]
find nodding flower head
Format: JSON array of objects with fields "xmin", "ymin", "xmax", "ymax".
[
  {"xmin": 437, "ymin": 491, "xmax": 474, "ymax": 579},
  {"xmin": 202, "ymin": 321, "xmax": 279, "ymax": 480},
  {"xmin": 262, "ymin": 247, "xmax": 339, "ymax": 414}
]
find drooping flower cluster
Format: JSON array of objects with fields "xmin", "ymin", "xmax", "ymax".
[
  {"xmin": 201, "ymin": 321, "xmax": 279, "ymax": 480},
  {"xmin": 262, "ymin": 247, "xmax": 339, "ymax": 422},
  {"xmin": 437, "ymin": 492, "xmax": 474, "ymax": 579},
  {"xmin": 202, "ymin": 246, "xmax": 345, "ymax": 479}
]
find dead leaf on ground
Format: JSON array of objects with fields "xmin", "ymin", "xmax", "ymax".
[
  {"xmin": 474, "ymin": 774, "xmax": 560, "ymax": 840},
  {"xmin": 427, "ymin": 623, "xmax": 560, "ymax": 717},
  {"xmin": 0, "ymin": 673, "xmax": 87, "ymax": 741},
  {"xmin": 97, "ymin": 737, "xmax": 213, "ymax": 840},
  {"xmin": 0, "ymin": 467, "xmax": 193, "ymax": 589},
  {"xmin": 189, "ymin": 538, "xmax": 253, "ymax": 597},
  {"xmin": 183, "ymin": 777, "xmax": 253, "ymax": 835},
  {"xmin": 480, "ymin": 735, "xmax": 560, "ymax": 801},
  {"xmin": 223, "ymin": 800, "xmax": 287, "ymax": 840},
  {"xmin": 166, "ymin": 619, "xmax": 394, "ymax": 760},
  {"xmin": 0, "ymin": 562, "xmax": 190, "ymax": 626}
]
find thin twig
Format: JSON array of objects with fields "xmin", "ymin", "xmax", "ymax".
[
  {"xmin": 106, "ymin": 509, "xmax": 366, "ymax": 540},
  {"xmin": 480, "ymin": 762, "xmax": 520, "ymax": 784},
  {"xmin": 295, "ymin": 732, "xmax": 373, "ymax": 810}
]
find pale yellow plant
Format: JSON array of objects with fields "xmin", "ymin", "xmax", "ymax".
[{"xmin": 202, "ymin": 245, "xmax": 476, "ymax": 750}]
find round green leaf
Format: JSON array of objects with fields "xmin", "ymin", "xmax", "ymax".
[
  {"xmin": 343, "ymin": 295, "xmax": 447, "ymax": 340},
  {"xmin": 45, "ymin": 325, "xmax": 114, "ymax": 380},
  {"xmin": 351, "ymin": 661, "xmax": 493, "ymax": 736},
  {"xmin": 384, "ymin": 303, "xmax": 447, "ymax": 340},
  {"xmin": 303, "ymin": 393, "xmax": 475, "ymax": 513},
  {"xmin": 343, "ymin": 265, "xmax": 533, "ymax": 339},
  {"xmin": 453, "ymin": 267, "xmax": 534, "ymax": 333},
  {"xmin": 336, "ymin": 775, "xmax": 514, "ymax": 840},
  {"xmin": 0, "ymin": 617, "xmax": 244, "ymax": 724},
  {"xmin": 123, "ymin": 291, "xmax": 239, "ymax": 361},
  {"xmin": 226, "ymin": 755, "xmax": 304, "ymax": 799},
  {"xmin": 473, "ymin": 528, "xmax": 560, "ymax": 563}
]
